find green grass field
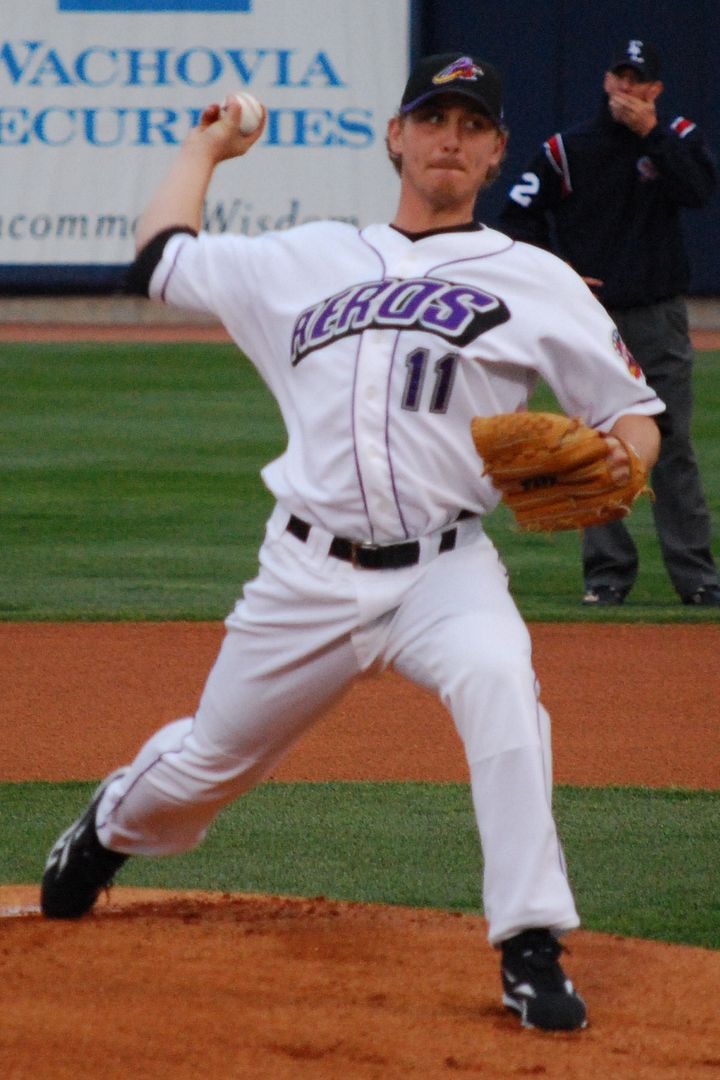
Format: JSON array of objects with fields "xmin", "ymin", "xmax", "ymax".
[
  {"xmin": 2, "ymin": 340, "xmax": 718, "ymax": 948},
  {"xmin": 3, "ymin": 342, "xmax": 720, "ymax": 621},
  {"xmin": 2, "ymin": 780, "xmax": 718, "ymax": 949}
]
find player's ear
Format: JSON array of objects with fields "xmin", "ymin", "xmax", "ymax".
[
  {"xmin": 491, "ymin": 128, "xmax": 508, "ymax": 166},
  {"xmin": 387, "ymin": 115, "xmax": 404, "ymax": 156}
]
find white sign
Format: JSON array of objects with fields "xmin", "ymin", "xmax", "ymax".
[{"xmin": 0, "ymin": 0, "xmax": 410, "ymax": 271}]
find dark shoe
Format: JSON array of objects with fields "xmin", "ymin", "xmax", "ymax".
[
  {"xmin": 41, "ymin": 770, "xmax": 129, "ymax": 919},
  {"xmin": 681, "ymin": 584, "xmax": 720, "ymax": 606},
  {"xmin": 582, "ymin": 585, "xmax": 626, "ymax": 606},
  {"xmin": 500, "ymin": 928, "xmax": 587, "ymax": 1031}
]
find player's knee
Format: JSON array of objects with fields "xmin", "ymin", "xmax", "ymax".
[
  {"xmin": 442, "ymin": 617, "xmax": 533, "ymax": 689},
  {"xmin": 442, "ymin": 641, "xmax": 540, "ymax": 756}
]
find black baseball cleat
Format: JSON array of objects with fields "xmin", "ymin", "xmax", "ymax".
[
  {"xmin": 681, "ymin": 584, "xmax": 720, "ymax": 606},
  {"xmin": 41, "ymin": 770, "xmax": 129, "ymax": 919},
  {"xmin": 581, "ymin": 585, "xmax": 626, "ymax": 606},
  {"xmin": 500, "ymin": 928, "xmax": 587, "ymax": 1031}
]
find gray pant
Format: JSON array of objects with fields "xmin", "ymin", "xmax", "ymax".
[{"xmin": 583, "ymin": 296, "xmax": 718, "ymax": 598}]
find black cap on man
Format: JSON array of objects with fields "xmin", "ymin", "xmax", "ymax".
[{"xmin": 400, "ymin": 53, "xmax": 505, "ymax": 130}]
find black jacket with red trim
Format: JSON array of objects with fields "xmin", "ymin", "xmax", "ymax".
[{"xmin": 499, "ymin": 99, "xmax": 717, "ymax": 310}]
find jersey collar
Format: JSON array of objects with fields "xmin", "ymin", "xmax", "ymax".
[{"xmin": 390, "ymin": 221, "xmax": 483, "ymax": 243}]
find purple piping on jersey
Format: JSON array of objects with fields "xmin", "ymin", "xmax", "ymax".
[
  {"xmin": 353, "ymin": 230, "xmax": 516, "ymax": 541},
  {"xmin": 424, "ymin": 235, "xmax": 515, "ymax": 278},
  {"xmin": 158, "ymin": 236, "xmax": 191, "ymax": 303},
  {"xmin": 350, "ymin": 229, "xmax": 390, "ymax": 544},
  {"xmin": 350, "ymin": 331, "xmax": 375, "ymax": 542},
  {"xmin": 385, "ymin": 332, "xmax": 411, "ymax": 539},
  {"xmin": 428, "ymin": 243, "xmax": 659, "ymax": 435},
  {"xmin": 382, "ymin": 240, "xmax": 512, "ymax": 534}
]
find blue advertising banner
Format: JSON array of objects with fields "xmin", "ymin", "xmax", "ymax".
[{"xmin": 2, "ymin": 0, "xmax": 410, "ymax": 288}]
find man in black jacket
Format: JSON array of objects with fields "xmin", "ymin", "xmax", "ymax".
[{"xmin": 500, "ymin": 39, "xmax": 720, "ymax": 606}]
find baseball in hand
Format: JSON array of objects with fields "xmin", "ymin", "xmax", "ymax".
[{"xmin": 223, "ymin": 92, "xmax": 264, "ymax": 135}]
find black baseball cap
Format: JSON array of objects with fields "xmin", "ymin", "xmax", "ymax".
[
  {"xmin": 399, "ymin": 52, "xmax": 505, "ymax": 128},
  {"xmin": 609, "ymin": 39, "xmax": 661, "ymax": 81}
]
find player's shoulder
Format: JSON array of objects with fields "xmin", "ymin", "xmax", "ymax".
[
  {"xmin": 490, "ymin": 228, "xmax": 569, "ymax": 267},
  {"xmin": 542, "ymin": 113, "xmax": 595, "ymax": 140},
  {"xmin": 493, "ymin": 230, "xmax": 592, "ymax": 289},
  {"xmin": 530, "ymin": 118, "xmax": 597, "ymax": 175},
  {"xmin": 540, "ymin": 114, "xmax": 604, "ymax": 154},
  {"xmin": 254, "ymin": 218, "xmax": 360, "ymax": 253},
  {"xmin": 283, "ymin": 219, "xmax": 360, "ymax": 241}
]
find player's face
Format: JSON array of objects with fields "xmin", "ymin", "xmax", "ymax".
[
  {"xmin": 603, "ymin": 68, "xmax": 662, "ymax": 103},
  {"xmin": 388, "ymin": 99, "xmax": 507, "ymax": 218}
]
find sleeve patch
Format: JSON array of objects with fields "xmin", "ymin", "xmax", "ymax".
[
  {"xmin": 670, "ymin": 116, "xmax": 696, "ymax": 139},
  {"xmin": 543, "ymin": 134, "xmax": 572, "ymax": 196},
  {"xmin": 612, "ymin": 328, "xmax": 643, "ymax": 378}
]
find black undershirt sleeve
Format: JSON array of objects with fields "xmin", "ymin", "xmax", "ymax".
[{"xmin": 125, "ymin": 226, "xmax": 199, "ymax": 296}]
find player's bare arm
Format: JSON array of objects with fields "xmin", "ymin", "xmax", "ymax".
[
  {"xmin": 606, "ymin": 413, "xmax": 660, "ymax": 482},
  {"xmin": 134, "ymin": 97, "xmax": 266, "ymax": 252}
]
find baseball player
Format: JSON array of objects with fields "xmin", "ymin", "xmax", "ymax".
[
  {"xmin": 500, "ymin": 39, "xmax": 720, "ymax": 607},
  {"xmin": 41, "ymin": 53, "xmax": 663, "ymax": 1032}
]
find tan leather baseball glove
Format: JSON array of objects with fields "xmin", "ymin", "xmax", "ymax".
[{"xmin": 470, "ymin": 411, "xmax": 651, "ymax": 532}]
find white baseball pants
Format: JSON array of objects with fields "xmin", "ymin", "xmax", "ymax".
[{"xmin": 96, "ymin": 504, "xmax": 579, "ymax": 944}]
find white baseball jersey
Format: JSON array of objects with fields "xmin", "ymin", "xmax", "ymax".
[{"xmin": 151, "ymin": 222, "xmax": 663, "ymax": 543}]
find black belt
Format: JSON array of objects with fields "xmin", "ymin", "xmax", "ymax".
[{"xmin": 286, "ymin": 511, "xmax": 474, "ymax": 570}]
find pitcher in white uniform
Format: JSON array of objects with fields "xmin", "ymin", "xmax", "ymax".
[{"xmin": 41, "ymin": 52, "xmax": 663, "ymax": 1032}]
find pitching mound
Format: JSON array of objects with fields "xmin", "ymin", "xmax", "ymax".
[{"xmin": 2, "ymin": 886, "xmax": 719, "ymax": 1079}]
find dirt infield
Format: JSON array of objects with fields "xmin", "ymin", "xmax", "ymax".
[
  {"xmin": 2, "ymin": 620, "xmax": 719, "ymax": 1079},
  {"xmin": 0, "ymin": 321, "xmax": 719, "ymax": 350},
  {"xmin": 2, "ymin": 621, "xmax": 718, "ymax": 788}
]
